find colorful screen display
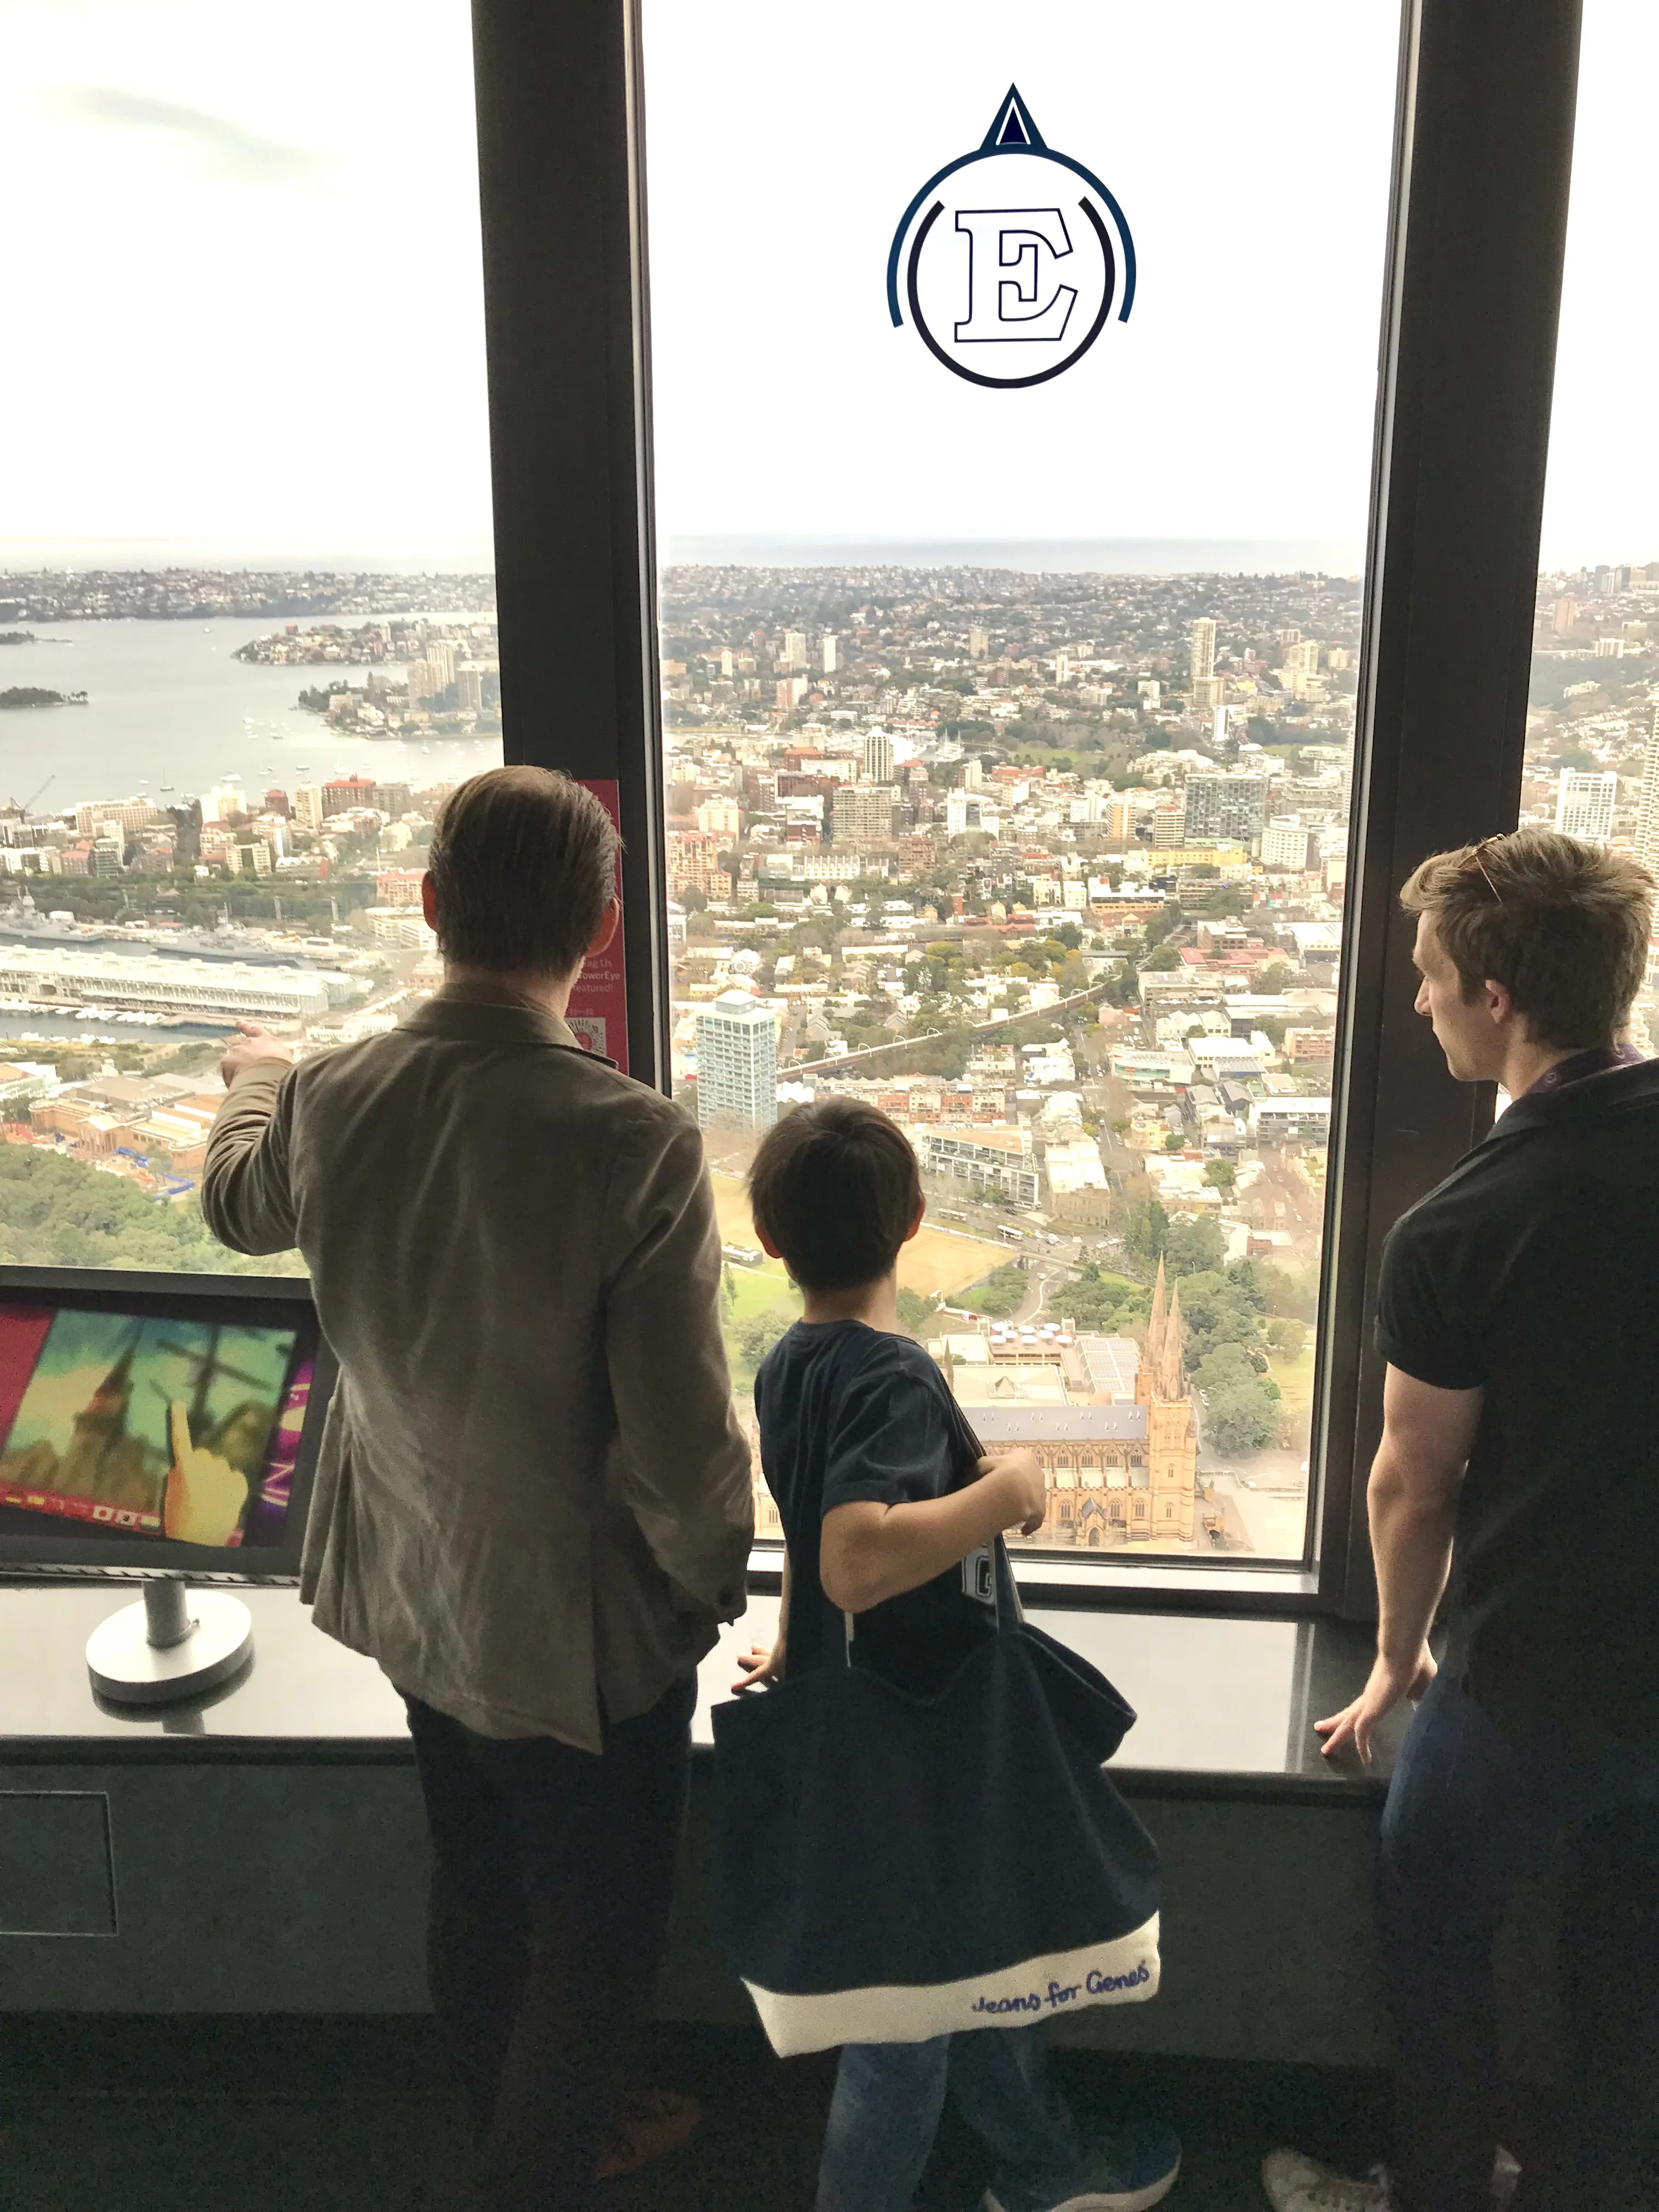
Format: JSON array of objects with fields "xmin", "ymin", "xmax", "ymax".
[{"xmin": 0, "ymin": 1306, "xmax": 312, "ymax": 1552}]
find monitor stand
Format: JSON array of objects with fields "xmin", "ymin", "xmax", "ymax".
[{"xmin": 86, "ymin": 1577, "xmax": 253, "ymax": 1706}]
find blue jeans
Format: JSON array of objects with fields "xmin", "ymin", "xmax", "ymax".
[
  {"xmin": 1381, "ymin": 1669, "xmax": 1659, "ymax": 2212},
  {"xmin": 816, "ymin": 2025, "xmax": 1084, "ymax": 2212}
]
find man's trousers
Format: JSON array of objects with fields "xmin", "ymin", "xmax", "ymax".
[
  {"xmin": 403, "ymin": 1674, "xmax": 696, "ymax": 2212},
  {"xmin": 1381, "ymin": 1669, "xmax": 1659, "ymax": 2212}
]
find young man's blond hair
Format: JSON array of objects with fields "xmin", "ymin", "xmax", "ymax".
[{"xmin": 1400, "ymin": 827, "xmax": 1652, "ymax": 1050}]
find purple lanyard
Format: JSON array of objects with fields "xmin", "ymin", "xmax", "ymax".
[{"xmin": 1523, "ymin": 1042, "xmax": 1646, "ymax": 1097}]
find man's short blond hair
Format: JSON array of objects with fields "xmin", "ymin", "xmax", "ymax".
[{"xmin": 1400, "ymin": 827, "xmax": 1655, "ymax": 1048}]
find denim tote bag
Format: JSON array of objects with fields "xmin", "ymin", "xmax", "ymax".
[{"xmin": 711, "ymin": 1382, "xmax": 1160, "ymax": 2056}]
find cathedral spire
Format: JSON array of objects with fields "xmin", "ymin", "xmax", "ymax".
[
  {"xmin": 1161, "ymin": 1279, "xmax": 1187, "ymax": 1401},
  {"xmin": 1146, "ymin": 1257, "xmax": 1168, "ymax": 1371}
]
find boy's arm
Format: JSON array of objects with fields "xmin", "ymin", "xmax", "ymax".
[
  {"xmin": 821, "ymin": 1451, "xmax": 1044, "ymax": 1614},
  {"xmin": 733, "ymin": 1552, "xmax": 789, "ymax": 1690}
]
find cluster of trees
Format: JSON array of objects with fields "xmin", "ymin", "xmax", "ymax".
[
  {"xmin": 1173, "ymin": 1267, "xmax": 1280, "ymax": 1453},
  {"xmin": 1049, "ymin": 1262, "xmax": 1148, "ymax": 1334},
  {"xmin": 732, "ymin": 1302, "xmax": 795, "ymax": 1372},
  {"xmin": 1121, "ymin": 1200, "xmax": 1223, "ymax": 1278},
  {"xmin": 1109, "ymin": 1200, "xmax": 1321, "ymax": 1455},
  {"xmin": 8, "ymin": 874, "xmax": 375, "ymax": 932},
  {"xmin": 961, "ymin": 1262, "xmax": 1026, "ymax": 1319},
  {"xmin": 0, "ymin": 1148, "xmax": 297, "ymax": 1274}
]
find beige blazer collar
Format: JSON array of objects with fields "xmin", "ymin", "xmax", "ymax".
[{"xmin": 402, "ymin": 985, "xmax": 588, "ymax": 1054}]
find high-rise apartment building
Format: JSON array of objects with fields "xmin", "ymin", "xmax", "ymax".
[
  {"xmin": 424, "ymin": 639, "xmax": 457, "ymax": 692},
  {"xmin": 456, "ymin": 663, "xmax": 484, "ymax": 714},
  {"xmin": 864, "ymin": 727, "xmax": 895, "ymax": 783},
  {"xmin": 780, "ymin": 630, "xmax": 808, "ymax": 672},
  {"xmin": 293, "ymin": 785, "xmax": 325, "ymax": 834},
  {"xmin": 1183, "ymin": 774, "xmax": 1269, "ymax": 845},
  {"xmin": 1635, "ymin": 703, "xmax": 1659, "ymax": 874},
  {"xmin": 1554, "ymin": 767, "xmax": 1619, "ymax": 847},
  {"xmin": 695, "ymin": 991, "xmax": 777, "ymax": 1131},
  {"xmin": 775, "ymin": 675, "xmax": 808, "ymax": 710},
  {"xmin": 820, "ymin": 631, "xmax": 838, "ymax": 675},
  {"xmin": 1188, "ymin": 618, "xmax": 1217, "ymax": 687},
  {"xmin": 1553, "ymin": 595, "xmax": 1579, "ymax": 638},
  {"xmin": 968, "ymin": 625, "xmax": 990, "ymax": 661},
  {"xmin": 833, "ymin": 783, "xmax": 898, "ymax": 848},
  {"xmin": 1261, "ymin": 816, "xmax": 1322, "ymax": 872}
]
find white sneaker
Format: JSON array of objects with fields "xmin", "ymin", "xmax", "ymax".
[
  {"xmin": 1261, "ymin": 2151, "xmax": 1390, "ymax": 2212},
  {"xmin": 1262, "ymin": 2146, "xmax": 1521, "ymax": 2212}
]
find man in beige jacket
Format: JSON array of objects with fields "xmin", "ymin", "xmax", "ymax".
[{"xmin": 201, "ymin": 766, "xmax": 753, "ymax": 2212}]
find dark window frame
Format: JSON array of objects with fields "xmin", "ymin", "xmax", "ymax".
[{"xmin": 469, "ymin": 0, "xmax": 1584, "ymax": 1617}]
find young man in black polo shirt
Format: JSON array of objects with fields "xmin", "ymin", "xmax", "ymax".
[{"xmin": 1265, "ymin": 828, "xmax": 1659, "ymax": 2212}]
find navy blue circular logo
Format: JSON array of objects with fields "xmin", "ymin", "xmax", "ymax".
[{"xmin": 888, "ymin": 88, "xmax": 1136, "ymax": 390}]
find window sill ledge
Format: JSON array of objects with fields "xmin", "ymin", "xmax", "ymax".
[{"xmin": 716, "ymin": 1577, "xmax": 1404, "ymax": 1797}]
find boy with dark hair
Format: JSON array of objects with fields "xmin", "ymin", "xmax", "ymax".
[
  {"xmin": 1266, "ymin": 827, "xmax": 1659, "ymax": 2212},
  {"xmin": 203, "ymin": 764, "xmax": 754, "ymax": 2211},
  {"xmin": 738, "ymin": 1097, "xmax": 1180, "ymax": 2212}
]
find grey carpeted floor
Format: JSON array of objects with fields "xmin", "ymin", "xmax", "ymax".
[{"xmin": 1, "ymin": 2017, "xmax": 1396, "ymax": 2212}]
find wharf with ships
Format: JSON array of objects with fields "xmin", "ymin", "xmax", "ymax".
[{"xmin": 0, "ymin": 911, "xmax": 354, "ymax": 1025}]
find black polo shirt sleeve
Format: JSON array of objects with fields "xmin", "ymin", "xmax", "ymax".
[
  {"xmin": 821, "ymin": 1341, "xmax": 956, "ymax": 1516},
  {"xmin": 1374, "ymin": 1208, "xmax": 1488, "ymax": 1391}
]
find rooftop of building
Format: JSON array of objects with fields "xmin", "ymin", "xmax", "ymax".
[{"xmin": 971, "ymin": 1403, "xmax": 1147, "ymax": 1444}]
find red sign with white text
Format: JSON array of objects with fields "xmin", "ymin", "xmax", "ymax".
[{"xmin": 565, "ymin": 778, "xmax": 629, "ymax": 1074}]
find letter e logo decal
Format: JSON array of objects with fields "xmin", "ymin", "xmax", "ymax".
[{"xmin": 888, "ymin": 88, "xmax": 1135, "ymax": 388}]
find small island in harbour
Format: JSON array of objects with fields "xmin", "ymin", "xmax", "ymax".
[
  {"xmin": 0, "ymin": 631, "xmax": 37, "ymax": 647},
  {"xmin": 0, "ymin": 687, "xmax": 88, "ymax": 709}
]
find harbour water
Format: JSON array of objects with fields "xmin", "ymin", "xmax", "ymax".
[
  {"xmin": 0, "ymin": 617, "xmax": 504, "ymax": 814},
  {"xmin": 0, "ymin": 1011, "xmax": 233, "ymax": 1048}
]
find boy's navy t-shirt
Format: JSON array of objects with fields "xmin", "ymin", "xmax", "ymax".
[{"xmin": 754, "ymin": 1319, "xmax": 995, "ymax": 1692}]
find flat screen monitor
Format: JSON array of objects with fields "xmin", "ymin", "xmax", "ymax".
[{"xmin": 0, "ymin": 1269, "xmax": 328, "ymax": 1584}]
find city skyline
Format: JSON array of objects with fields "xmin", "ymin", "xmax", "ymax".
[{"xmin": 0, "ymin": 543, "xmax": 1650, "ymax": 1558}]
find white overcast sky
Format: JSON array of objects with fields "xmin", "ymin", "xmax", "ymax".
[{"xmin": 0, "ymin": 0, "xmax": 1645, "ymax": 568}]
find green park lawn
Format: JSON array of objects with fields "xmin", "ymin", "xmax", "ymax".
[{"xmin": 1265, "ymin": 1345, "xmax": 1317, "ymax": 1427}]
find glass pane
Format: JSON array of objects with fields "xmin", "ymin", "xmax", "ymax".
[
  {"xmin": 0, "ymin": 1, "xmax": 498, "ymax": 1272},
  {"xmin": 1527, "ymin": 1, "xmax": 1659, "ymax": 943},
  {"xmin": 643, "ymin": 3, "xmax": 1400, "ymax": 1561}
]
